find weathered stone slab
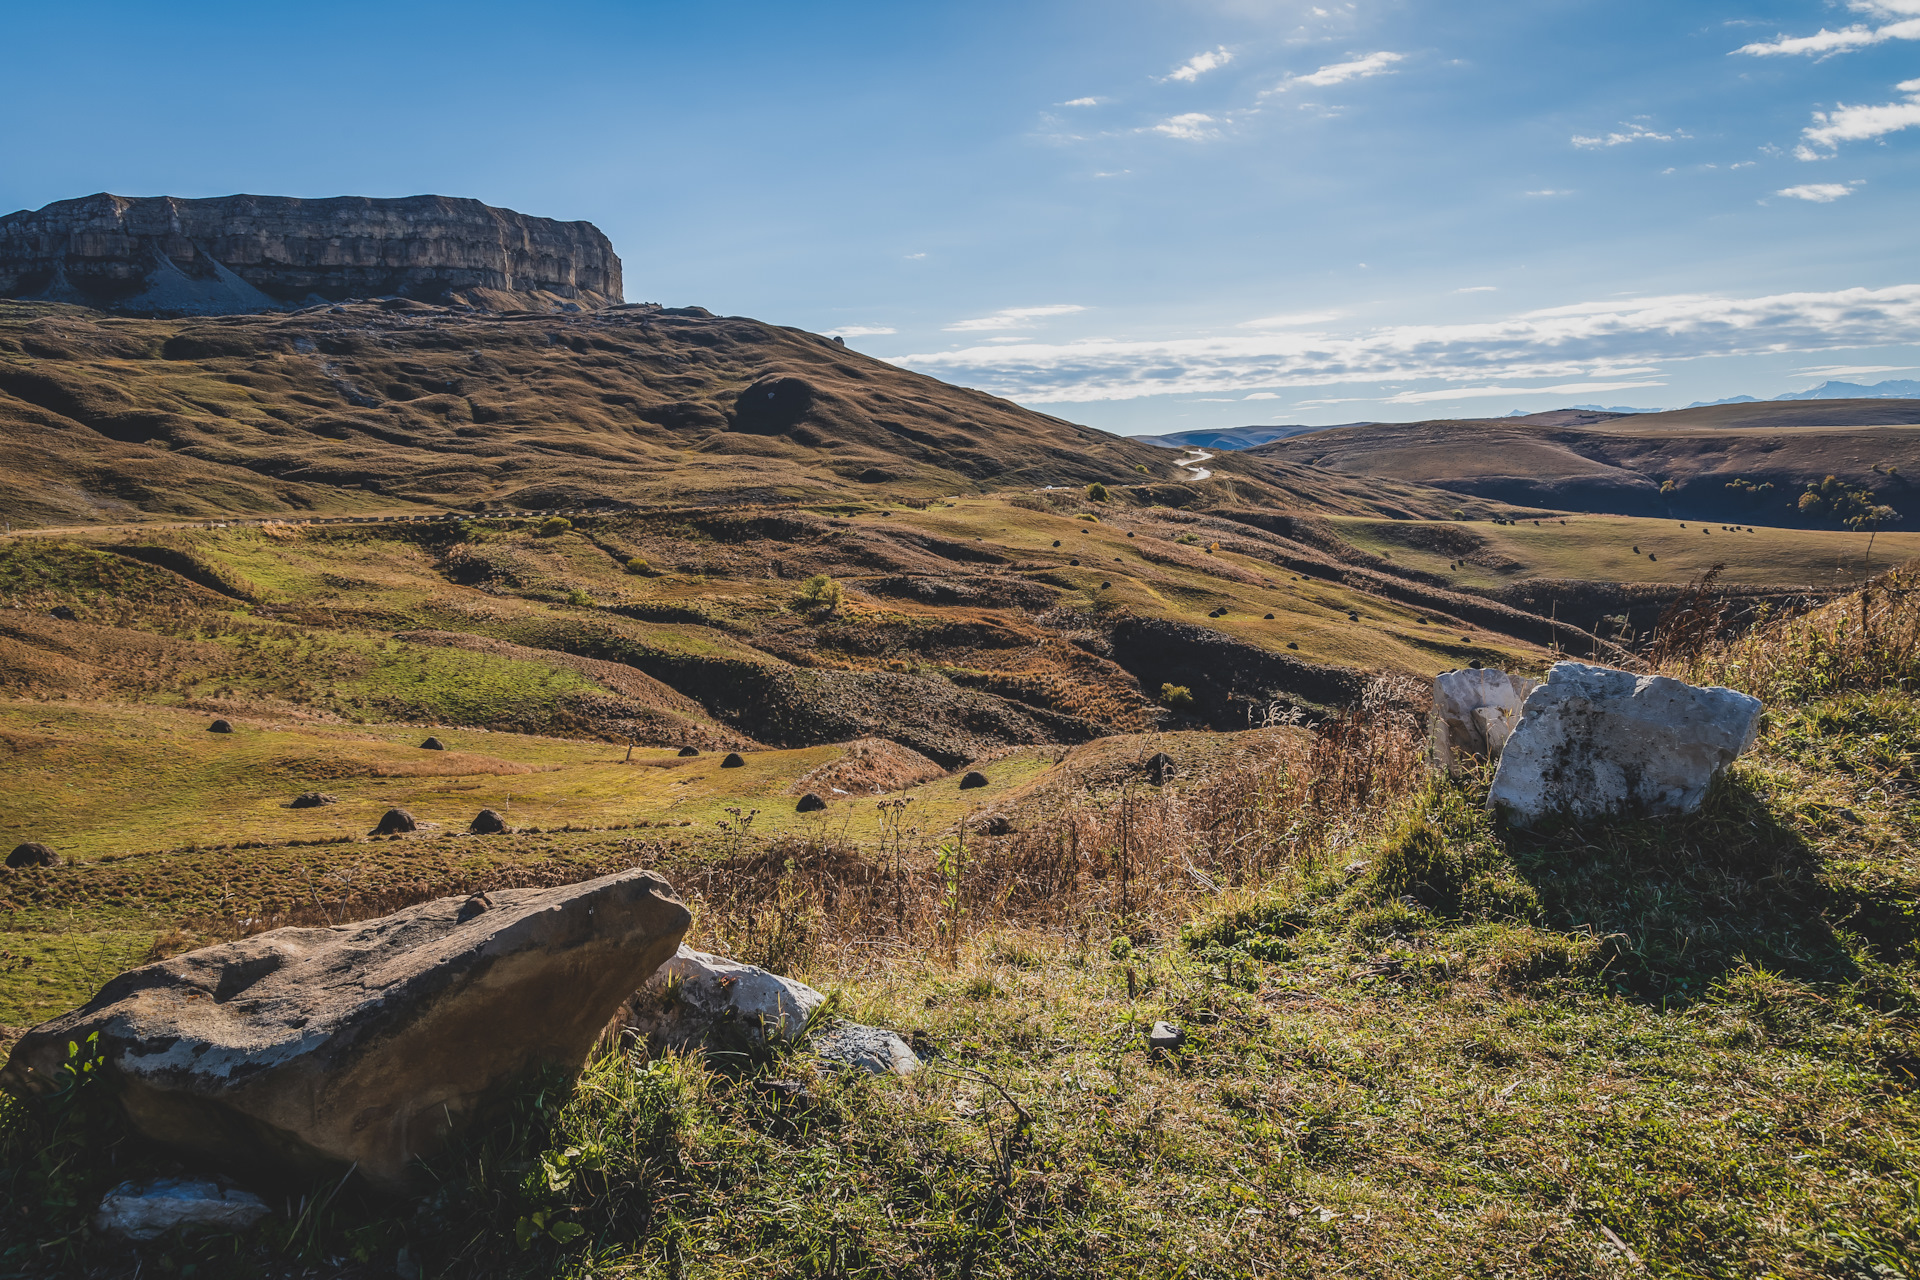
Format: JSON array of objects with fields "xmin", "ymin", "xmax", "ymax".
[
  {"xmin": 812, "ymin": 1024, "xmax": 920, "ymax": 1075},
  {"xmin": 1, "ymin": 869, "xmax": 690, "ymax": 1190},
  {"xmin": 1488, "ymin": 662, "xmax": 1762, "ymax": 827},
  {"xmin": 1430, "ymin": 667, "xmax": 1539, "ymax": 773}
]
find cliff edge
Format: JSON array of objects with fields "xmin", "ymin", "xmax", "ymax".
[{"xmin": 0, "ymin": 193, "xmax": 622, "ymax": 316}]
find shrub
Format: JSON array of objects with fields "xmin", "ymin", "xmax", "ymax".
[
  {"xmin": 537, "ymin": 516, "xmax": 572, "ymax": 537},
  {"xmin": 1134, "ymin": 464, "xmax": 1149, "ymax": 474},
  {"xmin": 795, "ymin": 574, "xmax": 842, "ymax": 616},
  {"xmin": 1160, "ymin": 683, "xmax": 1194, "ymax": 708},
  {"xmin": 566, "ymin": 588, "xmax": 593, "ymax": 607},
  {"xmin": 1087, "ymin": 482, "xmax": 1109, "ymax": 502},
  {"xmin": 625, "ymin": 556, "xmax": 651, "ymax": 575}
]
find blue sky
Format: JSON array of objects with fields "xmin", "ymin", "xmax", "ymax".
[{"xmin": 2, "ymin": 0, "xmax": 1916, "ymax": 432}]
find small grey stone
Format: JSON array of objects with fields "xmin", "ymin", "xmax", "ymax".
[
  {"xmin": 372, "ymin": 808, "xmax": 417, "ymax": 835},
  {"xmin": 290, "ymin": 792, "xmax": 337, "ymax": 809},
  {"xmin": 419, "ymin": 736, "xmax": 446, "ymax": 751},
  {"xmin": 469, "ymin": 808, "xmax": 507, "ymax": 834},
  {"xmin": 1148, "ymin": 1021, "xmax": 1184, "ymax": 1055},
  {"xmin": 813, "ymin": 1023, "xmax": 921, "ymax": 1075},
  {"xmin": 208, "ymin": 719, "xmax": 233, "ymax": 733},
  {"xmin": 94, "ymin": 1177, "xmax": 270, "ymax": 1241},
  {"xmin": 6, "ymin": 842, "xmax": 59, "ymax": 869},
  {"xmin": 796, "ymin": 792, "xmax": 827, "ymax": 813}
]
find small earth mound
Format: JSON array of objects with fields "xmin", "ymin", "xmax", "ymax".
[
  {"xmin": 1144, "ymin": 752, "xmax": 1176, "ymax": 786},
  {"xmin": 677, "ymin": 746, "xmax": 701, "ymax": 757},
  {"xmin": 1264, "ymin": 613, "xmax": 1275, "ymax": 620},
  {"xmin": 290, "ymin": 792, "xmax": 338, "ymax": 809},
  {"xmin": 208, "ymin": 719, "xmax": 233, "ymax": 734},
  {"xmin": 721, "ymin": 752, "xmax": 746, "ymax": 768},
  {"xmin": 791, "ymin": 738, "xmax": 945, "ymax": 797},
  {"xmin": 420, "ymin": 736, "xmax": 446, "ymax": 751},
  {"xmin": 959, "ymin": 770, "xmax": 989, "ymax": 790},
  {"xmin": 469, "ymin": 809, "xmax": 508, "ymax": 834},
  {"xmin": 6, "ymin": 842, "xmax": 60, "ymax": 869},
  {"xmin": 48, "ymin": 605, "xmax": 76, "ymax": 621},
  {"xmin": 371, "ymin": 808, "xmax": 417, "ymax": 835},
  {"xmin": 795, "ymin": 793, "xmax": 827, "ymax": 813}
]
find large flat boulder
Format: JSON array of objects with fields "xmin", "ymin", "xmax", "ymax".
[
  {"xmin": 1488, "ymin": 662, "xmax": 1762, "ymax": 827},
  {"xmin": 1430, "ymin": 667, "xmax": 1539, "ymax": 773},
  {"xmin": 0, "ymin": 869, "xmax": 690, "ymax": 1190}
]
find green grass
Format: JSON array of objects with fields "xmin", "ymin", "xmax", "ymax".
[{"xmin": 1331, "ymin": 513, "xmax": 1920, "ymax": 589}]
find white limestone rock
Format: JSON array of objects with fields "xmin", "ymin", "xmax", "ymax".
[
  {"xmin": 94, "ymin": 1177, "xmax": 270, "ymax": 1241},
  {"xmin": 1488, "ymin": 662, "xmax": 1762, "ymax": 827},
  {"xmin": 619, "ymin": 946, "xmax": 827, "ymax": 1055},
  {"xmin": 1430, "ymin": 668, "xmax": 1540, "ymax": 773},
  {"xmin": 812, "ymin": 1024, "xmax": 921, "ymax": 1075}
]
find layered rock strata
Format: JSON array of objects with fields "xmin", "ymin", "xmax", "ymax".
[{"xmin": 0, "ymin": 193, "xmax": 621, "ymax": 315}]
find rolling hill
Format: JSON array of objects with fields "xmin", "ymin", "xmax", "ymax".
[{"xmin": 1251, "ymin": 399, "xmax": 1920, "ymax": 526}]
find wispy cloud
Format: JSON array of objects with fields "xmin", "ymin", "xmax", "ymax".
[
  {"xmin": 1794, "ymin": 363, "xmax": 1916, "ymax": 376},
  {"xmin": 1236, "ymin": 311, "xmax": 1341, "ymax": 328},
  {"xmin": 944, "ymin": 304, "xmax": 1086, "ymax": 333},
  {"xmin": 1797, "ymin": 79, "xmax": 1920, "ymax": 156},
  {"xmin": 1572, "ymin": 122, "xmax": 1682, "ymax": 148},
  {"xmin": 1242, "ymin": 392, "xmax": 1281, "ymax": 400},
  {"xmin": 1734, "ymin": 0, "xmax": 1920, "ymax": 56},
  {"xmin": 888, "ymin": 286, "xmax": 1920, "ymax": 403},
  {"xmin": 828, "ymin": 325, "xmax": 896, "ymax": 337},
  {"xmin": 1524, "ymin": 189, "xmax": 1572, "ymax": 196},
  {"xmin": 904, "ymin": 252, "xmax": 927, "ymax": 260},
  {"xmin": 1264, "ymin": 50, "xmax": 1404, "ymax": 93},
  {"xmin": 1144, "ymin": 112, "xmax": 1220, "ymax": 140},
  {"xmin": 1776, "ymin": 181, "xmax": 1862, "ymax": 202},
  {"xmin": 1165, "ymin": 47, "xmax": 1232, "ymax": 82},
  {"xmin": 1378, "ymin": 380, "xmax": 1667, "ymax": 406},
  {"xmin": 1061, "ymin": 97, "xmax": 1102, "ymax": 107},
  {"xmin": 1453, "ymin": 286, "xmax": 1499, "ymax": 293}
]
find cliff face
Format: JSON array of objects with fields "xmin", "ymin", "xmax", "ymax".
[{"xmin": 0, "ymin": 193, "xmax": 622, "ymax": 315}]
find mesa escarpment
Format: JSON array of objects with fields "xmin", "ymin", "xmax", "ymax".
[{"xmin": 0, "ymin": 193, "xmax": 621, "ymax": 316}]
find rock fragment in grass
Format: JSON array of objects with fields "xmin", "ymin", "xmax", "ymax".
[
  {"xmin": 94, "ymin": 1177, "xmax": 269, "ymax": 1241},
  {"xmin": 617, "ymin": 945, "xmax": 825, "ymax": 1054},
  {"xmin": 1, "ymin": 869, "xmax": 690, "ymax": 1191},
  {"xmin": 795, "ymin": 792, "xmax": 827, "ymax": 813},
  {"xmin": 289, "ymin": 792, "xmax": 337, "ymax": 809},
  {"xmin": 677, "ymin": 746, "xmax": 700, "ymax": 757},
  {"xmin": 720, "ymin": 752, "xmax": 746, "ymax": 768},
  {"xmin": 813, "ymin": 1024, "xmax": 921, "ymax": 1075},
  {"xmin": 49, "ymin": 604, "xmax": 76, "ymax": 621},
  {"xmin": 372, "ymin": 808, "xmax": 417, "ymax": 835},
  {"xmin": 1148, "ymin": 1022, "xmax": 1185, "ymax": 1056},
  {"xmin": 959, "ymin": 770, "xmax": 988, "ymax": 789},
  {"xmin": 6, "ymin": 842, "xmax": 59, "ymax": 869},
  {"xmin": 1144, "ymin": 752, "xmax": 1176, "ymax": 786},
  {"xmin": 208, "ymin": 719, "xmax": 233, "ymax": 733},
  {"xmin": 1489, "ymin": 661, "xmax": 1762, "ymax": 827},
  {"xmin": 419, "ymin": 736, "xmax": 445, "ymax": 751},
  {"xmin": 469, "ymin": 809, "xmax": 507, "ymax": 834}
]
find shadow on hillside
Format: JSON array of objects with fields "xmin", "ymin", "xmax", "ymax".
[{"xmin": 1493, "ymin": 772, "xmax": 1877, "ymax": 1004}]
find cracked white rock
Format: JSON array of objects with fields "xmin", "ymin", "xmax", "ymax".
[
  {"xmin": 812, "ymin": 1024, "xmax": 921, "ymax": 1075},
  {"xmin": 1430, "ymin": 667, "xmax": 1539, "ymax": 774},
  {"xmin": 1488, "ymin": 661, "xmax": 1762, "ymax": 826}
]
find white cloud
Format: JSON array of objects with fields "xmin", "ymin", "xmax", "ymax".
[
  {"xmin": 1776, "ymin": 182, "xmax": 1860, "ymax": 202},
  {"xmin": 887, "ymin": 285, "xmax": 1920, "ymax": 403},
  {"xmin": 1794, "ymin": 363, "xmax": 1916, "ymax": 376},
  {"xmin": 904, "ymin": 252, "xmax": 927, "ymax": 260},
  {"xmin": 1242, "ymin": 392, "xmax": 1281, "ymax": 400},
  {"xmin": 829, "ymin": 325, "xmax": 896, "ymax": 337},
  {"xmin": 1166, "ymin": 47, "xmax": 1233, "ymax": 82},
  {"xmin": 1798, "ymin": 80, "xmax": 1920, "ymax": 155},
  {"xmin": 1453, "ymin": 286, "xmax": 1499, "ymax": 293},
  {"xmin": 1264, "ymin": 50, "xmax": 1404, "ymax": 93},
  {"xmin": 1524, "ymin": 189, "xmax": 1572, "ymax": 197},
  {"xmin": 1145, "ymin": 112, "xmax": 1220, "ymax": 140},
  {"xmin": 1572, "ymin": 123, "xmax": 1680, "ymax": 148},
  {"xmin": 944, "ymin": 304, "xmax": 1087, "ymax": 333},
  {"xmin": 1734, "ymin": 1, "xmax": 1920, "ymax": 56},
  {"xmin": 1062, "ymin": 97, "xmax": 1102, "ymax": 107},
  {"xmin": 1237, "ymin": 311, "xmax": 1341, "ymax": 328},
  {"xmin": 1379, "ymin": 380, "xmax": 1666, "ymax": 405}
]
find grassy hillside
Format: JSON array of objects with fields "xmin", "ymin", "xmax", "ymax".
[
  {"xmin": 1255, "ymin": 400, "xmax": 1920, "ymax": 527},
  {"xmin": 0, "ymin": 300, "xmax": 1468, "ymax": 528},
  {"xmin": 3, "ymin": 569, "xmax": 1917, "ymax": 1277}
]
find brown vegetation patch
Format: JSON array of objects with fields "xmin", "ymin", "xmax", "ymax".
[{"xmin": 789, "ymin": 737, "xmax": 947, "ymax": 797}]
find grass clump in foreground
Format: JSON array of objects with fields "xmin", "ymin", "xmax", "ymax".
[{"xmin": 5, "ymin": 577, "xmax": 1920, "ymax": 1278}]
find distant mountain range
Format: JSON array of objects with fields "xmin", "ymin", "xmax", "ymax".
[{"xmin": 1130, "ymin": 379, "xmax": 1920, "ymax": 451}]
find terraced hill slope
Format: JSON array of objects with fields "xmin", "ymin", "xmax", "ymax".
[{"xmin": 0, "ymin": 301, "xmax": 1464, "ymax": 528}]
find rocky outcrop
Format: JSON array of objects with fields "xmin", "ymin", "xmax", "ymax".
[
  {"xmin": 0, "ymin": 193, "xmax": 621, "ymax": 315},
  {"xmin": 0, "ymin": 868, "xmax": 689, "ymax": 1190},
  {"xmin": 1488, "ymin": 662, "xmax": 1762, "ymax": 826},
  {"xmin": 619, "ymin": 946, "xmax": 826, "ymax": 1055}
]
